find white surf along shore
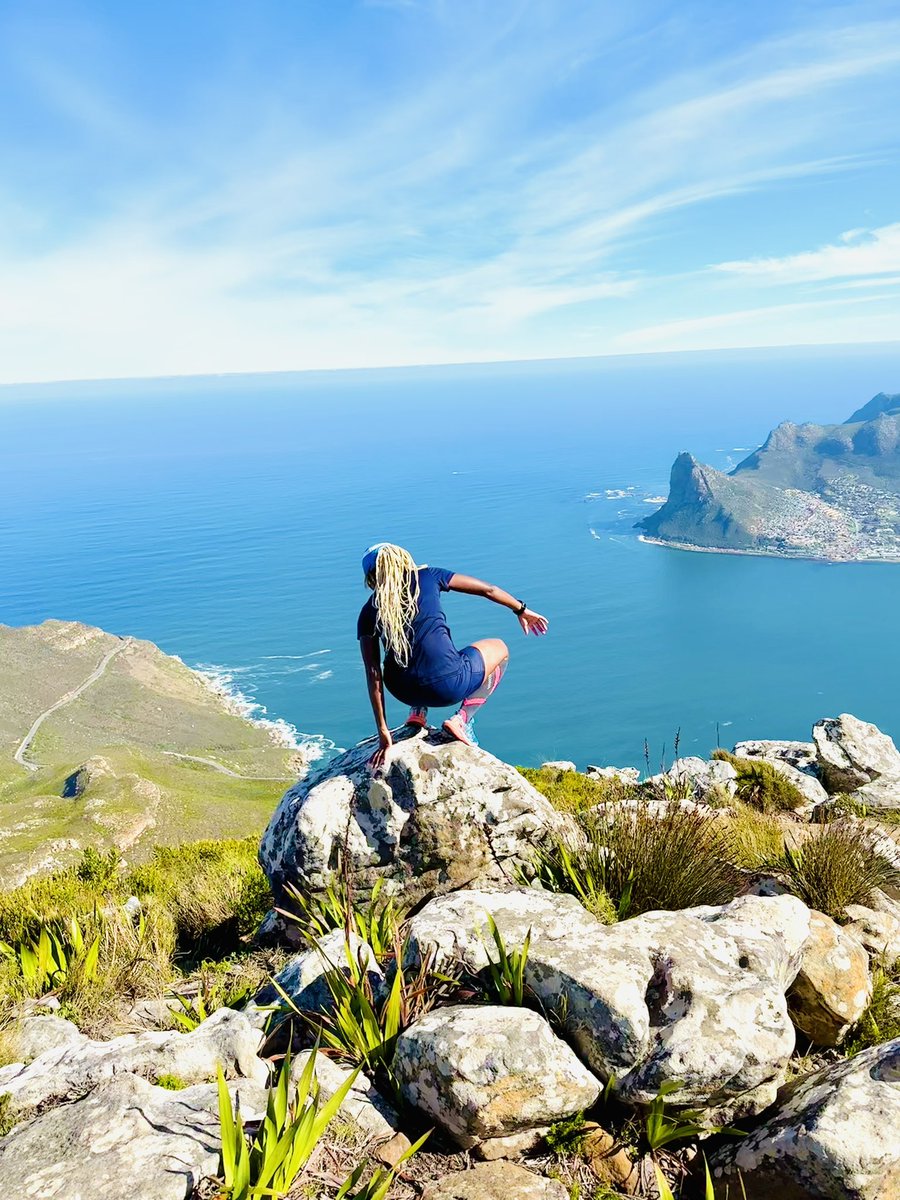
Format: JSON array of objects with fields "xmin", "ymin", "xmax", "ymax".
[{"xmin": 185, "ymin": 658, "xmax": 340, "ymax": 765}]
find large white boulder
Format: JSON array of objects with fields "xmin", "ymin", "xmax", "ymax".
[
  {"xmin": 259, "ymin": 729, "xmax": 569, "ymax": 906},
  {"xmin": 404, "ymin": 887, "xmax": 811, "ymax": 1120},
  {"xmin": 0, "ymin": 1008, "xmax": 268, "ymax": 1111},
  {"xmin": 646, "ymin": 756, "xmax": 737, "ymax": 802},
  {"xmin": 712, "ymin": 1038, "xmax": 900, "ymax": 1199},
  {"xmin": 845, "ymin": 889, "xmax": 900, "ymax": 961},
  {"xmin": 813, "ymin": 715, "xmax": 900, "ymax": 794},
  {"xmin": 0, "ymin": 1072, "xmax": 267, "ymax": 1200},
  {"xmin": 393, "ymin": 1004, "xmax": 601, "ymax": 1152}
]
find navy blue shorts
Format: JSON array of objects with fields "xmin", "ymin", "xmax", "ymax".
[{"xmin": 384, "ymin": 645, "xmax": 486, "ymax": 708}]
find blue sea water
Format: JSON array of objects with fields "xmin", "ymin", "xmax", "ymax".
[{"xmin": 2, "ymin": 344, "xmax": 899, "ymax": 771}]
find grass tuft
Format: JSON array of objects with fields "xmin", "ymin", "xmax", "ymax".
[
  {"xmin": 766, "ymin": 821, "xmax": 900, "ymax": 920},
  {"xmin": 518, "ymin": 767, "xmax": 638, "ymax": 813},
  {"xmin": 712, "ymin": 750, "xmax": 806, "ymax": 812},
  {"xmin": 534, "ymin": 803, "xmax": 744, "ymax": 919}
]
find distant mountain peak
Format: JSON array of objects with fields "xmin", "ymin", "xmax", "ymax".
[{"xmin": 845, "ymin": 392, "xmax": 900, "ymax": 424}]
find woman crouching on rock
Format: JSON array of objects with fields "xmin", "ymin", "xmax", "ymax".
[{"xmin": 358, "ymin": 542, "xmax": 548, "ymax": 770}]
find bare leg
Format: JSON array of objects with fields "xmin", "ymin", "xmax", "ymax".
[{"xmin": 443, "ymin": 638, "xmax": 509, "ymax": 746}]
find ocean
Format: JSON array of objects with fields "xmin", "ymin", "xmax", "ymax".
[{"xmin": 2, "ymin": 343, "xmax": 900, "ymax": 772}]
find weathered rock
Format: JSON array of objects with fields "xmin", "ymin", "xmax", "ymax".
[
  {"xmin": 541, "ymin": 760, "xmax": 577, "ymax": 772},
  {"xmin": 788, "ymin": 911, "xmax": 871, "ymax": 1046},
  {"xmin": 14, "ymin": 1014, "xmax": 86, "ymax": 1061},
  {"xmin": 260, "ymin": 729, "xmax": 569, "ymax": 907},
  {"xmin": 646, "ymin": 756, "xmax": 737, "ymax": 802},
  {"xmin": 813, "ymin": 714, "xmax": 900, "ymax": 794},
  {"xmin": 712, "ymin": 1037, "xmax": 900, "ymax": 1199},
  {"xmin": 0, "ymin": 1072, "xmax": 267, "ymax": 1200},
  {"xmin": 291, "ymin": 1050, "xmax": 404, "ymax": 1145},
  {"xmin": 852, "ymin": 775, "xmax": 900, "ymax": 813},
  {"xmin": 247, "ymin": 928, "xmax": 382, "ymax": 1024},
  {"xmin": 586, "ymin": 765, "xmax": 641, "ymax": 784},
  {"xmin": 423, "ymin": 1161, "xmax": 568, "ymax": 1200},
  {"xmin": 845, "ymin": 889, "xmax": 900, "ymax": 961},
  {"xmin": 404, "ymin": 887, "xmax": 811, "ymax": 1119},
  {"xmin": 393, "ymin": 1005, "xmax": 601, "ymax": 1151},
  {"xmin": 583, "ymin": 1126, "xmax": 639, "ymax": 1192},
  {"xmin": 0, "ymin": 1007, "xmax": 268, "ymax": 1111},
  {"xmin": 733, "ymin": 739, "xmax": 819, "ymax": 775}
]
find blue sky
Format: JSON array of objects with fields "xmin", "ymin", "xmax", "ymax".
[{"xmin": 1, "ymin": 0, "xmax": 898, "ymax": 382}]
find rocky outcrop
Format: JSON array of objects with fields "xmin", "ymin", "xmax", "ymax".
[
  {"xmin": 393, "ymin": 1004, "xmax": 601, "ymax": 1153},
  {"xmin": 645, "ymin": 756, "xmax": 737, "ymax": 802},
  {"xmin": 247, "ymin": 928, "xmax": 382, "ymax": 1024},
  {"xmin": 423, "ymin": 1161, "xmax": 569, "ymax": 1199},
  {"xmin": 788, "ymin": 912, "xmax": 871, "ymax": 1046},
  {"xmin": 0, "ymin": 1008, "xmax": 268, "ymax": 1111},
  {"xmin": 845, "ymin": 890, "xmax": 900, "ymax": 961},
  {"xmin": 813, "ymin": 714, "xmax": 900, "ymax": 794},
  {"xmin": 404, "ymin": 886, "xmax": 811, "ymax": 1119},
  {"xmin": 712, "ymin": 1038, "xmax": 900, "ymax": 1199},
  {"xmin": 851, "ymin": 775, "xmax": 900, "ymax": 812},
  {"xmin": 0, "ymin": 1072, "xmax": 267, "ymax": 1200},
  {"xmin": 259, "ymin": 729, "xmax": 569, "ymax": 907}
]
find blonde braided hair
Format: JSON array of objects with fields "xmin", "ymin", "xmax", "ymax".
[{"xmin": 369, "ymin": 544, "xmax": 420, "ymax": 668}]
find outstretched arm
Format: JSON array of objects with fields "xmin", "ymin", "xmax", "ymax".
[
  {"xmin": 447, "ymin": 574, "xmax": 549, "ymax": 636},
  {"xmin": 360, "ymin": 635, "xmax": 392, "ymax": 769}
]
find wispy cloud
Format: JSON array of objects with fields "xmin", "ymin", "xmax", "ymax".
[
  {"xmin": 0, "ymin": 3, "xmax": 898, "ymax": 381},
  {"xmin": 714, "ymin": 223, "xmax": 900, "ymax": 284}
]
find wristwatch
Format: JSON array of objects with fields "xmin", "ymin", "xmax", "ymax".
[{"xmin": 516, "ymin": 599, "xmax": 527, "ymax": 616}]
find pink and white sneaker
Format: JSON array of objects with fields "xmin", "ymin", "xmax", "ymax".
[
  {"xmin": 442, "ymin": 713, "xmax": 479, "ymax": 747},
  {"xmin": 407, "ymin": 707, "xmax": 429, "ymax": 728}
]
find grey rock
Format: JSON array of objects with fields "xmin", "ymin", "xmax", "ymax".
[
  {"xmin": 586, "ymin": 765, "xmax": 641, "ymax": 784},
  {"xmin": 15, "ymin": 1015, "xmax": 86, "ymax": 1061},
  {"xmin": 540, "ymin": 760, "xmax": 577, "ymax": 772},
  {"xmin": 247, "ymin": 929, "xmax": 382, "ymax": 1025},
  {"xmin": 259, "ymin": 728, "xmax": 569, "ymax": 907},
  {"xmin": 733, "ymin": 739, "xmax": 819, "ymax": 775},
  {"xmin": 646, "ymin": 756, "xmax": 737, "ymax": 802},
  {"xmin": 845, "ymin": 889, "xmax": 900, "ymax": 961},
  {"xmin": 712, "ymin": 1037, "xmax": 900, "ymax": 1199},
  {"xmin": 291, "ymin": 1050, "xmax": 403, "ymax": 1144},
  {"xmin": 852, "ymin": 774, "xmax": 900, "ymax": 813},
  {"xmin": 788, "ymin": 911, "xmax": 871, "ymax": 1046},
  {"xmin": 0, "ymin": 1071, "xmax": 268, "ymax": 1200},
  {"xmin": 813, "ymin": 714, "xmax": 900, "ymax": 794},
  {"xmin": 393, "ymin": 1004, "xmax": 601, "ymax": 1150},
  {"xmin": 405, "ymin": 887, "xmax": 811, "ymax": 1120},
  {"xmin": 423, "ymin": 1161, "xmax": 569, "ymax": 1200},
  {"xmin": 0, "ymin": 1007, "xmax": 268, "ymax": 1111}
]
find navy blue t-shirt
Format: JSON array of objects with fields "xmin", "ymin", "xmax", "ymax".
[{"xmin": 357, "ymin": 566, "xmax": 461, "ymax": 683}]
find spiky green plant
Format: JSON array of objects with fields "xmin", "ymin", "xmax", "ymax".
[
  {"xmin": 0, "ymin": 915, "xmax": 101, "ymax": 997},
  {"xmin": 280, "ymin": 875, "xmax": 403, "ymax": 961},
  {"xmin": 712, "ymin": 750, "xmax": 805, "ymax": 812},
  {"xmin": 216, "ymin": 1048, "xmax": 357, "ymax": 1199},
  {"xmin": 481, "ymin": 916, "xmax": 531, "ymax": 1007}
]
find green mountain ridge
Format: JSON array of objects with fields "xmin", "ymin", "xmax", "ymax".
[
  {"xmin": 639, "ymin": 392, "xmax": 900, "ymax": 560},
  {"xmin": 0, "ymin": 620, "xmax": 300, "ymax": 887}
]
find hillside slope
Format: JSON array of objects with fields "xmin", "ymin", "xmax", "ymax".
[
  {"xmin": 0, "ymin": 621, "xmax": 300, "ymax": 885},
  {"xmin": 639, "ymin": 393, "xmax": 900, "ymax": 560}
]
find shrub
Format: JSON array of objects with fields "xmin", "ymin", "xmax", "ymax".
[
  {"xmin": 534, "ymin": 804, "xmax": 744, "ymax": 919},
  {"xmin": 168, "ymin": 960, "xmax": 257, "ymax": 1032},
  {"xmin": 481, "ymin": 916, "xmax": 531, "ymax": 1007},
  {"xmin": 155, "ymin": 1073, "xmax": 187, "ymax": 1090},
  {"xmin": 712, "ymin": 750, "xmax": 805, "ymax": 813},
  {"xmin": 845, "ymin": 965, "xmax": 900, "ymax": 1055},
  {"xmin": 728, "ymin": 803, "xmax": 786, "ymax": 870},
  {"xmin": 768, "ymin": 822, "xmax": 900, "ymax": 919},
  {"xmin": 518, "ymin": 767, "xmax": 638, "ymax": 813}
]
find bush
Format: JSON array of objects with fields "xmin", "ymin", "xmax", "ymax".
[
  {"xmin": 768, "ymin": 822, "xmax": 900, "ymax": 919},
  {"xmin": 846, "ymin": 965, "xmax": 900, "ymax": 1055},
  {"xmin": 534, "ymin": 804, "xmax": 744, "ymax": 919},
  {"xmin": 728, "ymin": 803, "xmax": 787, "ymax": 870},
  {"xmin": 518, "ymin": 767, "xmax": 638, "ymax": 813},
  {"xmin": 712, "ymin": 750, "xmax": 806, "ymax": 812}
]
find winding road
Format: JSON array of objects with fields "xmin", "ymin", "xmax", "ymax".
[
  {"xmin": 13, "ymin": 638, "xmax": 132, "ymax": 772},
  {"xmin": 161, "ymin": 750, "xmax": 291, "ymax": 782}
]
